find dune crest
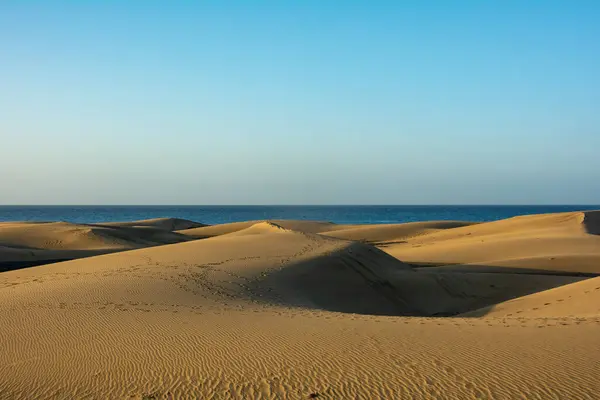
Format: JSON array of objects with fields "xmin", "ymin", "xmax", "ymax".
[{"xmin": 224, "ymin": 221, "xmax": 294, "ymax": 236}]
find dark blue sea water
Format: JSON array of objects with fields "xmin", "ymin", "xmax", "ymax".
[{"xmin": 0, "ymin": 205, "xmax": 597, "ymax": 225}]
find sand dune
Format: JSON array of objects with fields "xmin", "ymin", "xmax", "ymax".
[
  {"xmin": 419, "ymin": 255, "xmax": 600, "ymax": 275},
  {"xmin": 1, "ymin": 213, "xmax": 599, "ymax": 398},
  {"xmin": 321, "ymin": 221, "xmax": 476, "ymax": 243},
  {"xmin": 178, "ymin": 219, "xmax": 347, "ymax": 238},
  {"xmin": 381, "ymin": 211, "xmax": 600, "ymax": 274},
  {"xmin": 0, "ymin": 220, "xmax": 195, "ymax": 269},
  {"xmin": 0, "ymin": 224, "xmax": 416, "ymax": 315},
  {"xmin": 102, "ymin": 217, "xmax": 206, "ymax": 231}
]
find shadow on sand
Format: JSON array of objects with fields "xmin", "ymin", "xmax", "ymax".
[{"xmin": 244, "ymin": 243, "xmax": 593, "ymax": 317}]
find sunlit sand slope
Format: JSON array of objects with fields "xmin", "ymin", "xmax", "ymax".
[
  {"xmin": 321, "ymin": 221, "xmax": 476, "ymax": 243},
  {"xmin": 380, "ymin": 211, "xmax": 600, "ymax": 274}
]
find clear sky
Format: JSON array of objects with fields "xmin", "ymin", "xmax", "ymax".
[{"xmin": 1, "ymin": 1, "xmax": 599, "ymax": 205}]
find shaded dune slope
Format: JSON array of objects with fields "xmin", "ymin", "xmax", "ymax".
[
  {"xmin": 582, "ymin": 210, "xmax": 600, "ymax": 235},
  {"xmin": 461, "ymin": 276, "xmax": 600, "ymax": 318}
]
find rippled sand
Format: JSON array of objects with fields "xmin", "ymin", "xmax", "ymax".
[{"xmin": 1, "ymin": 212, "xmax": 599, "ymax": 399}]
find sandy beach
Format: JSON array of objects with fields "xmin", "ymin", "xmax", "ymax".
[{"xmin": 1, "ymin": 211, "xmax": 599, "ymax": 399}]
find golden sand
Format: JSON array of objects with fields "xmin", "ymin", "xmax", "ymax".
[{"xmin": 1, "ymin": 212, "xmax": 599, "ymax": 399}]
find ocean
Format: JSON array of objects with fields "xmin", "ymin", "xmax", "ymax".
[{"xmin": 0, "ymin": 205, "xmax": 597, "ymax": 225}]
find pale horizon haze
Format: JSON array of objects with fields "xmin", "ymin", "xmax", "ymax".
[{"xmin": 1, "ymin": 1, "xmax": 599, "ymax": 205}]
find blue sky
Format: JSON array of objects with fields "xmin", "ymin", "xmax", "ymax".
[{"xmin": 1, "ymin": 1, "xmax": 599, "ymax": 204}]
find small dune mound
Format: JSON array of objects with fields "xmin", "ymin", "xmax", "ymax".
[
  {"xmin": 102, "ymin": 217, "xmax": 205, "ymax": 231},
  {"xmin": 224, "ymin": 221, "xmax": 293, "ymax": 236},
  {"xmin": 0, "ymin": 222, "xmax": 106, "ymax": 251},
  {"xmin": 176, "ymin": 220, "xmax": 261, "ymax": 238},
  {"xmin": 0, "ymin": 222, "xmax": 191, "ymax": 252},
  {"xmin": 84, "ymin": 225, "xmax": 192, "ymax": 247},
  {"xmin": 0, "ymin": 221, "xmax": 193, "ymax": 268},
  {"xmin": 178, "ymin": 219, "xmax": 345, "ymax": 238}
]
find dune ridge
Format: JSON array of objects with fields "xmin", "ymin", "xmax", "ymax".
[{"xmin": 1, "ymin": 211, "xmax": 599, "ymax": 398}]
